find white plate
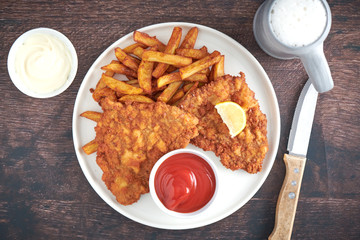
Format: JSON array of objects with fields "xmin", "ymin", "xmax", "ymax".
[{"xmin": 72, "ymin": 22, "xmax": 280, "ymax": 230}]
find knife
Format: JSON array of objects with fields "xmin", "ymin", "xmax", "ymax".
[{"xmin": 269, "ymin": 79, "xmax": 318, "ymax": 240}]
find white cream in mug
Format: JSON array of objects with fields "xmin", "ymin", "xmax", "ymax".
[
  {"xmin": 270, "ymin": 0, "xmax": 327, "ymax": 47},
  {"xmin": 15, "ymin": 33, "xmax": 72, "ymax": 94}
]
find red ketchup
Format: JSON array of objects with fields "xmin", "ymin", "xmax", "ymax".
[{"xmin": 154, "ymin": 153, "xmax": 216, "ymax": 213}]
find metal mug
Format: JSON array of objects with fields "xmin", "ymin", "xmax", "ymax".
[{"xmin": 253, "ymin": 0, "xmax": 333, "ymax": 93}]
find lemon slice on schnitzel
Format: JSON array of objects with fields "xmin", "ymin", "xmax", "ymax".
[{"xmin": 215, "ymin": 101, "xmax": 246, "ymax": 138}]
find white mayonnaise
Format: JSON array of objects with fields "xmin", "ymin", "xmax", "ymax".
[
  {"xmin": 15, "ymin": 33, "xmax": 72, "ymax": 94},
  {"xmin": 270, "ymin": 0, "xmax": 327, "ymax": 47}
]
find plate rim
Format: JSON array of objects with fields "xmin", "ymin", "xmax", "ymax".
[{"xmin": 72, "ymin": 21, "xmax": 281, "ymax": 230}]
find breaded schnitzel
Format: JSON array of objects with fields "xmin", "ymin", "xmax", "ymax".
[
  {"xmin": 178, "ymin": 74, "xmax": 268, "ymax": 173},
  {"xmin": 95, "ymin": 99, "xmax": 198, "ymax": 205}
]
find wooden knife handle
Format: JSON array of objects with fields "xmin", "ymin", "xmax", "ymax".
[{"xmin": 269, "ymin": 154, "xmax": 306, "ymax": 240}]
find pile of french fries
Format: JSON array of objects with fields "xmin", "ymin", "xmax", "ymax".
[{"xmin": 81, "ymin": 26, "xmax": 225, "ymax": 154}]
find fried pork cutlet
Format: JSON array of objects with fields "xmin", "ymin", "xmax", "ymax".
[
  {"xmin": 178, "ymin": 74, "xmax": 268, "ymax": 173},
  {"xmin": 95, "ymin": 99, "xmax": 198, "ymax": 205}
]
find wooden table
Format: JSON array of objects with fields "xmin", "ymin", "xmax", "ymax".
[{"xmin": 1, "ymin": 0, "xmax": 359, "ymax": 239}]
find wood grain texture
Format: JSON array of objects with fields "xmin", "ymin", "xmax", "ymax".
[
  {"xmin": 269, "ymin": 154, "xmax": 306, "ymax": 240},
  {"xmin": 1, "ymin": 0, "xmax": 360, "ymax": 239}
]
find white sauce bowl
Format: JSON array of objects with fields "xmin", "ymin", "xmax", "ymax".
[{"xmin": 7, "ymin": 27, "xmax": 78, "ymax": 98}]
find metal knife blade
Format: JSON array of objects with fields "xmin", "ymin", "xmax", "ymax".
[{"xmin": 287, "ymin": 79, "xmax": 318, "ymax": 157}]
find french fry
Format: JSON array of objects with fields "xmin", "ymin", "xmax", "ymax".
[
  {"xmin": 174, "ymin": 82, "xmax": 199, "ymax": 106},
  {"xmin": 92, "ymin": 68, "xmax": 117, "ymax": 102},
  {"xmin": 182, "ymin": 82, "xmax": 199, "ymax": 98},
  {"xmin": 152, "ymin": 90, "xmax": 163, "ymax": 101},
  {"xmin": 93, "ymin": 87, "xmax": 117, "ymax": 102},
  {"xmin": 115, "ymin": 47, "xmax": 139, "ymax": 71},
  {"xmin": 157, "ymin": 72, "xmax": 208, "ymax": 88},
  {"xmin": 92, "ymin": 69, "xmax": 114, "ymax": 101},
  {"xmin": 130, "ymin": 83, "xmax": 141, "ymax": 88},
  {"xmin": 179, "ymin": 51, "xmax": 221, "ymax": 79},
  {"xmin": 82, "ymin": 139, "xmax": 98, "ymax": 155},
  {"xmin": 175, "ymin": 46, "xmax": 208, "ymax": 59},
  {"xmin": 96, "ymin": 63, "xmax": 116, "ymax": 88},
  {"xmin": 131, "ymin": 46, "xmax": 145, "ymax": 59},
  {"xmin": 157, "ymin": 81, "xmax": 182, "ymax": 103},
  {"xmin": 199, "ymin": 67, "xmax": 211, "ymax": 76},
  {"xmin": 101, "ymin": 61, "xmax": 137, "ymax": 78},
  {"xmin": 152, "ymin": 27, "xmax": 182, "ymax": 78},
  {"xmin": 210, "ymin": 55, "xmax": 225, "ymax": 81},
  {"xmin": 186, "ymin": 73, "xmax": 208, "ymax": 83},
  {"xmin": 115, "ymin": 91, "xmax": 125, "ymax": 98},
  {"xmin": 126, "ymin": 77, "xmax": 136, "ymax": 81},
  {"xmin": 101, "ymin": 74, "xmax": 143, "ymax": 95},
  {"xmin": 142, "ymin": 51, "xmax": 192, "ymax": 67},
  {"xmin": 183, "ymin": 82, "xmax": 195, "ymax": 92},
  {"xmin": 179, "ymin": 27, "xmax": 199, "ymax": 49},
  {"xmin": 133, "ymin": 31, "xmax": 166, "ymax": 51},
  {"xmin": 129, "ymin": 55, "xmax": 141, "ymax": 65},
  {"xmin": 126, "ymin": 79, "xmax": 139, "ymax": 85},
  {"xmin": 157, "ymin": 72, "xmax": 181, "ymax": 88},
  {"xmin": 152, "ymin": 80, "xmax": 166, "ymax": 93},
  {"xmin": 137, "ymin": 46, "xmax": 158, "ymax": 94},
  {"xmin": 80, "ymin": 111, "xmax": 102, "ymax": 122},
  {"xmin": 166, "ymin": 65, "xmax": 178, "ymax": 73},
  {"xmin": 123, "ymin": 42, "xmax": 147, "ymax": 53},
  {"xmin": 138, "ymin": 58, "xmax": 154, "ymax": 94},
  {"xmin": 119, "ymin": 95, "xmax": 155, "ymax": 103},
  {"xmin": 168, "ymin": 88, "xmax": 185, "ymax": 105}
]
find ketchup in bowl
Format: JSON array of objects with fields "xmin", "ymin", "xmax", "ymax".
[{"xmin": 150, "ymin": 149, "xmax": 218, "ymax": 216}]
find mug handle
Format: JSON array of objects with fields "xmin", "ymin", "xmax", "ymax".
[{"xmin": 300, "ymin": 43, "xmax": 334, "ymax": 93}]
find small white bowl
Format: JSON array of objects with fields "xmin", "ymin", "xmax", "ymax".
[
  {"xmin": 7, "ymin": 27, "xmax": 78, "ymax": 98},
  {"xmin": 149, "ymin": 149, "xmax": 219, "ymax": 218}
]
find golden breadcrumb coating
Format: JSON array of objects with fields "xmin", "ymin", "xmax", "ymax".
[
  {"xmin": 179, "ymin": 74, "xmax": 268, "ymax": 173},
  {"xmin": 95, "ymin": 99, "xmax": 198, "ymax": 205}
]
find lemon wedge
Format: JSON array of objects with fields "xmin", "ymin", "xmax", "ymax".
[{"xmin": 215, "ymin": 101, "xmax": 246, "ymax": 138}]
